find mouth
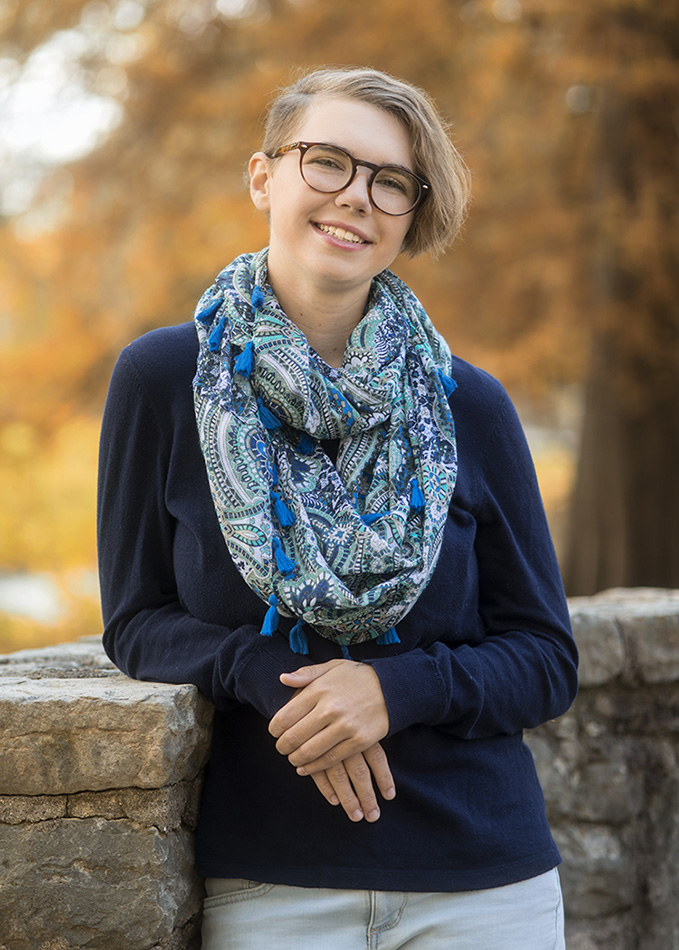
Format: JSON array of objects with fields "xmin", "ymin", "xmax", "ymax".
[{"xmin": 314, "ymin": 222, "xmax": 370, "ymax": 245}]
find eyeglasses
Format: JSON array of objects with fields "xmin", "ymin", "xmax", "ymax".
[{"xmin": 268, "ymin": 141, "xmax": 430, "ymax": 216}]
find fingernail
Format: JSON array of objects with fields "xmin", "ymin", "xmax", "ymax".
[
  {"xmin": 351, "ymin": 810, "xmax": 364, "ymax": 822},
  {"xmin": 367, "ymin": 809, "xmax": 380, "ymax": 822},
  {"xmin": 384, "ymin": 787, "xmax": 396, "ymax": 800},
  {"xmin": 296, "ymin": 767, "xmax": 307, "ymax": 776}
]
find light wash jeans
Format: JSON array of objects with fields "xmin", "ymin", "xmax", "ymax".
[{"xmin": 201, "ymin": 868, "xmax": 565, "ymax": 949}]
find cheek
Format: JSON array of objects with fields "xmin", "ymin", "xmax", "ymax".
[{"xmin": 388, "ymin": 220, "xmax": 412, "ymax": 255}]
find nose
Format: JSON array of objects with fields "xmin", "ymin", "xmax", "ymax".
[{"xmin": 335, "ymin": 167, "xmax": 372, "ymax": 214}]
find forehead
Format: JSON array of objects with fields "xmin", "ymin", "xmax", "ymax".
[{"xmin": 291, "ymin": 96, "xmax": 414, "ymax": 169}]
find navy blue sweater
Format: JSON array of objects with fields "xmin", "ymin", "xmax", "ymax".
[{"xmin": 97, "ymin": 321, "xmax": 578, "ymax": 892}]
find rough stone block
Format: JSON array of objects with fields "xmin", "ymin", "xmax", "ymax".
[
  {"xmin": 525, "ymin": 731, "xmax": 578, "ymax": 816},
  {"xmin": 570, "ymin": 589, "xmax": 679, "ymax": 685},
  {"xmin": 641, "ymin": 749, "xmax": 679, "ymax": 950},
  {"xmin": 0, "ymin": 794, "xmax": 67, "ymax": 825},
  {"xmin": 66, "ymin": 780, "xmax": 202, "ymax": 832},
  {"xmin": 578, "ymin": 682, "xmax": 679, "ymax": 735},
  {"xmin": 0, "ymin": 676, "xmax": 213, "ymax": 795},
  {"xmin": 570, "ymin": 749, "xmax": 644, "ymax": 824},
  {"xmin": 553, "ymin": 824, "xmax": 636, "ymax": 919},
  {"xmin": 568, "ymin": 605, "xmax": 625, "ymax": 687},
  {"xmin": 565, "ymin": 912, "xmax": 637, "ymax": 950},
  {"xmin": 528, "ymin": 730, "xmax": 643, "ymax": 825},
  {"xmin": 0, "ymin": 818, "xmax": 202, "ymax": 950},
  {"xmin": 622, "ymin": 610, "xmax": 679, "ymax": 685},
  {"xmin": 0, "ymin": 637, "xmax": 115, "ymax": 678}
]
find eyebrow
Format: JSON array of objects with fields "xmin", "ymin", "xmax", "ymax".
[{"xmin": 322, "ymin": 141, "xmax": 417, "ymax": 176}]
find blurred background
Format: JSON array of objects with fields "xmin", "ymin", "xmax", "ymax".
[{"xmin": 1, "ymin": 0, "xmax": 677, "ymax": 653}]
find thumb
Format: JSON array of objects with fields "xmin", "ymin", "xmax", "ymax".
[
  {"xmin": 279, "ymin": 665, "xmax": 324, "ymax": 686},
  {"xmin": 279, "ymin": 659, "xmax": 341, "ymax": 686}
]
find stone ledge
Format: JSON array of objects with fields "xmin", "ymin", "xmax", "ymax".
[
  {"xmin": 0, "ymin": 675, "xmax": 213, "ymax": 795},
  {"xmin": 0, "ymin": 637, "xmax": 214, "ymax": 796},
  {"xmin": 0, "ymin": 636, "xmax": 116, "ymax": 679},
  {"xmin": 569, "ymin": 588, "xmax": 679, "ymax": 687}
]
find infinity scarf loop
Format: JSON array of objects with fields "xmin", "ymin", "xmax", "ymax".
[{"xmin": 193, "ymin": 249, "xmax": 457, "ymax": 652}]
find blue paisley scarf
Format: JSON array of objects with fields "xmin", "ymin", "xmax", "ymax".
[{"xmin": 193, "ymin": 248, "xmax": 457, "ymax": 653}]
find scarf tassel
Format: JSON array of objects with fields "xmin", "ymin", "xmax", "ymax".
[
  {"xmin": 297, "ymin": 432, "xmax": 315, "ymax": 455},
  {"xmin": 376, "ymin": 626, "xmax": 400, "ymax": 646},
  {"xmin": 260, "ymin": 594, "xmax": 279, "ymax": 637},
  {"xmin": 271, "ymin": 490, "xmax": 295, "ymax": 527},
  {"xmin": 289, "ymin": 620, "xmax": 309, "ymax": 655},
  {"xmin": 273, "ymin": 536, "xmax": 296, "ymax": 576},
  {"xmin": 208, "ymin": 316, "xmax": 226, "ymax": 353},
  {"xmin": 258, "ymin": 398, "xmax": 282, "ymax": 431},
  {"xmin": 234, "ymin": 341, "xmax": 255, "ymax": 377},
  {"xmin": 361, "ymin": 511, "xmax": 388, "ymax": 526},
  {"xmin": 196, "ymin": 294, "xmax": 223, "ymax": 325},
  {"xmin": 438, "ymin": 369, "xmax": 458, "ymax": 397},
  {"xmin": 410, "ymin": 478, "xmax": 426, "ymax": 514}
]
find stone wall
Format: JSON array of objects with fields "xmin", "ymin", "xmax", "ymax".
[
  {"xmin": 525, "ymin": 588, "xmax": 679, "ymax": 950},
  {"xmin": 1, "ymin": 588, "xmax": 678, "ymax": 950},
  {"xmin": 0, "ymin": 639, "xmax": 213, "ymax": 950}
]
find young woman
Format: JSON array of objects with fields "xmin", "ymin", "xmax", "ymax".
[{"xmin": 98, "ymin": 67, "xmax": 577, "ymax": 949}]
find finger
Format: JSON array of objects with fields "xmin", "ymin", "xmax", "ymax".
[
  {"xmin": 295, "ymin": 738, "xmax": 396, "ymax": 784},
  {"xmin": 289, "ymin": 715, "xmax": 381, "ymax": 770},
  {"xmin": 291, "ymin": 734, "xmax": 365, "ymax": 773},
  {"xmin": 279, "ymin": 659, "xmax": 344, "ymax": 688},
  {"xmin": 363, "ymin": 743, "xmax": 396, "ymax": 800},
  {"xmin": 324, "ymin": 761, "xmax": 365, "ymax": 822},
  {"xmin": 341, "ymin": 753, "xmax": 381, "ymax": 822},
  {"xmin": 276, "ymin": 719, "xmax": 338, "ymax": 759},
  {"xmin": 308, "ymin": 771, "xmax": 340, "ymax": 807},
  {"xmin": 268, "ymin": 688, "xmax": 320, "ymax": 739}
]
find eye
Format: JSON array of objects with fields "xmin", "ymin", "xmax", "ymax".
[
  {"xmin": 305, "ymin": 146, "xmax": 351, "ymax": 172},
  {"xmin": 311, "ymin": 156, "xmax": 343, "ymax": 170},
  {"xmin": 379, "ymin": 175, "xmax": 408, "ymax": 194},
  {"xmin": 374, "ymin": 168, "xmax": 414, "ymax": 197}
]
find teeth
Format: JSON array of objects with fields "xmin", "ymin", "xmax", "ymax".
[{"xmin": 317, "ymin": 224, "xmax": 366, "ymax": 244}]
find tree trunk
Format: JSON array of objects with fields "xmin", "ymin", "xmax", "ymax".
[
  {"xmin": 563, "ymin": 70, "xmax": 679, "ymax": 594},
  {"xmin": 564, "ymin": 317, "xmax": 679, "ymax": 595}
]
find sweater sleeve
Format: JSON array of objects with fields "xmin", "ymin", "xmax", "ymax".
[
  {"xmin": 366, "ymin": 389, "xmax": 578, "ymax": 738},
  {"xmin": 97, "ymin": 345, "xmax": 312, "ymax": 717}
]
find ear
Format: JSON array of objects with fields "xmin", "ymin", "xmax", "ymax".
[{"xmin": 249, "ymin": 152, "xmax": 273, "ymax": 212}]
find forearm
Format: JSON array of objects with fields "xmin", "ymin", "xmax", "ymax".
[
  {"xmin": 102, "ymin": 599, "xmax": 311, "ymax": 717},
  {"xmin": 365, "ymin": 623, "xmax": 578, "ymax": 739}
]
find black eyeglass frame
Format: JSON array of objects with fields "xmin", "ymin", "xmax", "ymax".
[{"xmin": 267, "ymin": 141, "xmax": 431, "ymax": 216}]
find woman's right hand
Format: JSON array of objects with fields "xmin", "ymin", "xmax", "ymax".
[{"xmin": 308, "ymin": 742, "xmax": 395, "ymax": 822}]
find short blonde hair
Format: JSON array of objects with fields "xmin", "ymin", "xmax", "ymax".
[{"xmin": 260, "ymin": 66, "xmax": 471, "ymax": 258}]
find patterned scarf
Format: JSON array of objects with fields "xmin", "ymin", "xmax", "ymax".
[{"xmin": 193, "ymin": 248, "xmax": 457, "ymax": 653}]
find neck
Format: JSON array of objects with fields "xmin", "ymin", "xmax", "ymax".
[{"xmin": 269, "ymin": 278, "xmax": 370, "ymax": 368}]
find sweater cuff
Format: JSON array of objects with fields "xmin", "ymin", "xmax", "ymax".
[
  {"xmin": 364, "ymin": 650, "xmax": 446, "ymax": 735},
  {"xmin": 229, "ymin": 633, "xmax": 315, "ymax": 719}
]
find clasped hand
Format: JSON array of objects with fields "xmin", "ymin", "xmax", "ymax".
[{"xmin": 268, "ymin": 659, "xmax": 394, "ymax": 823}]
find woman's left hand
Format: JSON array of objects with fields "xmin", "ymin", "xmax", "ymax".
[
  {"xmin": 269, "ymin": 659, "xmax": 390, "ymax": 773},
  {"xmin": 310, "ymin": 745, "xmax": 396, "ymax": 822}
]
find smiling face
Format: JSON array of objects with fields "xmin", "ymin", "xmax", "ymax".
[{"xmin": 249, "ymin": 96, "xmax": 416, "ymax": 314}]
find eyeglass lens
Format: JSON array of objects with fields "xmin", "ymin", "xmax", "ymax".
[{"xmin": 300, "ymin": 145, "xmax": 421, "ymax": 215}]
